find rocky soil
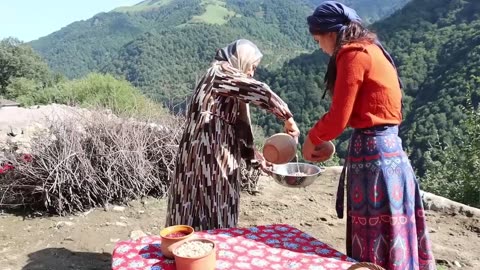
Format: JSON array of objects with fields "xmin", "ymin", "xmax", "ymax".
[{"xmin": 1, "ymin": 168, "xmax": 478, "ymax": 270}]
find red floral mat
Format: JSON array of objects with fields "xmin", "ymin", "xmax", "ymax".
[{"xmin": 112, "ymin": 224, "xmax": 356, "ymax": 270}]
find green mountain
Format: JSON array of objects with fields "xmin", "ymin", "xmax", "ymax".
[
  {"xmin": 29, "ymin": 0, "xmax": 408, "ymax": 104},
  {"xmin": 101, "ymin": 0, "xmax": 315, "ymax": 103},
  {"xmin": 9, "ymin": 0, "xmax": 479, "ymax": 205},
  {"xmin": 26, "ymin": 0, "xmax": 479, "ymax": 177},
  {"xmin": 255, "ymin": 0, "xmax": 480, "ymax": 176},
  {"xmin": 29, "ymin": 0, "xmax": 205, "ymax": 79},
  {"xmin": 376, "ymin": 0, "xmax": 480, "ymax": 174}
]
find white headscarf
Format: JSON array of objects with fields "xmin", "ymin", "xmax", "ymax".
[{"xmin": 214, "ymin": 39, "xmax": 263, "ymax": 74}]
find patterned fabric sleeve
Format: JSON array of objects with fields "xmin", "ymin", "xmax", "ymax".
[{"xmin": 213, "ymin": 68, "xmax": 293, "ymax": 121}]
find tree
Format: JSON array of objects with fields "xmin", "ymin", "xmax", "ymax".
[
  {"xmin": 0, "ymin": 38, "xmax": 51, "ymax": 95},
  {"xmin": 421, "ymin": 77, "xmax": 480, "ymax": 207}
]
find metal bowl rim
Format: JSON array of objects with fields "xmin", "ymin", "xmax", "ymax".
[{"xmin": 269, "ymin": 162, "xmax": 326, "ymax": 176}]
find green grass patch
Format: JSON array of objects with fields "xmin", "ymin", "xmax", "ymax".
[
  {"xmin": 7, "ymin": 73, "xmax": 166, "ymax": 118},
  {"xmin": 189, "ymin": 0, "xmax": 235, "ymax": 25}
]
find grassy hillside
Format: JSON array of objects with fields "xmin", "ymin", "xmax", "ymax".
[
  {"xmin": 29, "ymin": 0, "xmax": 408, "ymax": 104},
  {"xmin": 190, "ymin": 0, "xmax": 237, "ymax": 25}
]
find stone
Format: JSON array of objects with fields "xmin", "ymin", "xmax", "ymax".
[
  {"xmin": 56, "ymin": 221, "xmax": 74, "ymax": 228},
  {"xmin": 112, "ymin": 206, "xmax": 126, "ymax": 212},
  {"xmin": 130, "ymin": 230, "xmax": 147, "ymax": 240},
  {"xmin": 436, "ymin": 258, "xmax": 452, "ymax": 266}
]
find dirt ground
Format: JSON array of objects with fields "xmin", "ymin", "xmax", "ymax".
[{"xmin": 0, "ymin": 167, "xmax": 479, "ymax": 270}]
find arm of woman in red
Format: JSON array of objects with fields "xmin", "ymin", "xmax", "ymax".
[{"xmin": 307, "ymin": 46, "xmax": 371, "ymax": 145}]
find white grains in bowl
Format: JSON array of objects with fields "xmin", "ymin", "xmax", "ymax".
[
  {"xmin": 175, "ymin": 240, "xmax": 214, "ymax": 258},
  {"xmin": 290, "ymin": 172, "xmax": 307, "ymax": 176}
]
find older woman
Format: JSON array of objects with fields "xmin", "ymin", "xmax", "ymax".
[
  {"xmin": 166, "ymin": 39, "xmax": 299, "ymax": 230},
  {"xmin": 302, "ymin": 2, "xmax": 436, "ymax": 270}
]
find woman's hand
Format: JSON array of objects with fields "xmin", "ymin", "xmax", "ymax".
[
  {"xmin": 284, "ymin": 117, "xmax": 300, "ymax": 142},
  {"xmin": 254, "ymin": 151, "xmax": 273, "ymax": 175},
  {"xmin": 260, "ymin": 159, "xmax": 273, "ymax": 175},
  {"xmin": 302, "ymin": 136, "xmax": 334, "ymax": 162}
]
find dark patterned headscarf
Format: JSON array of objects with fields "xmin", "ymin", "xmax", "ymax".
[
  {"xmin": 307, "ymin": 0, "xmax": 361, "ymax": 34},
  {"xmin": 307, "ymin": 1, "xmax": 403, "ymax": 89}
]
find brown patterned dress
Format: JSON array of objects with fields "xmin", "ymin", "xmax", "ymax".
[{"xmin": 165, "ymin": 62, "xmax": 293, "ymax": 230}]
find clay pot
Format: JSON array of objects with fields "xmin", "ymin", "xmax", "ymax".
[
  {"xmin": 314, "ymin": 141, "xmax": 336, "ymax": 162},
  {"xmin": 263, "ymin": 133, "xmax": 297, "ymax": 164},
  {"xmin": 173, "ymin": 238, "xmax": 216, "ymax": 270},
  {"xmin": 160, "ymin": 225, "xmax": 194, "ymax": 259}
]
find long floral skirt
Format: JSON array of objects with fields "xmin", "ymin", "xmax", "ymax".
[{"xmin": 336, "ymin": 125, "xmax": 436, "ymax": 270}]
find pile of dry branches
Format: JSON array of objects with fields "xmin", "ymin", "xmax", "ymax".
[
  {"xmin": 0, "ymin": 110, "xmax": 261, "ymax": 215},
  {"xmin": 0, "ymin": 112, "xmax": 182, "ymax": 214}
]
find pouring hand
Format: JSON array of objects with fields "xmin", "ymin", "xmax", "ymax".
[{"xmin": 284, "ymin": 117, "xmax": 300, "ymax": 142}]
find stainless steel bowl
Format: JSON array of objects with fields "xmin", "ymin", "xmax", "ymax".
[{"xmin": 268, "ymin": 162, "xmax": 325, "ymax": 188}]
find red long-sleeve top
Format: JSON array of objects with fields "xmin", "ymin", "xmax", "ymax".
[{"xmin": 308, "ymin": 42, "xmax": 403, "ymax": 145}]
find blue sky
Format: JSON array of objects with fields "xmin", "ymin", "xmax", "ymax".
[{"xmin": 0, "ymin": 0, "xmax": 143, "ymax": 42}]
